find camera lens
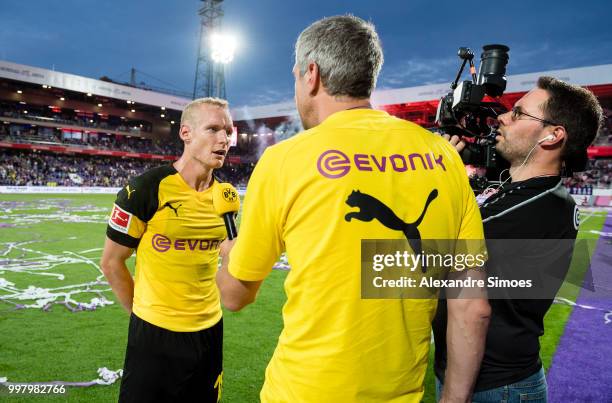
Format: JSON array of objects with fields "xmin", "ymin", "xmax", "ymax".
[{"xmin": 477, "ymin": 44, "xmax": 509, "ymax": 97}]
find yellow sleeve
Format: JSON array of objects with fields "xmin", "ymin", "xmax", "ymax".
[
  {"xmin": 453, "ymin": 151, "xmax": 487, "ymax": 265},
  {"xmin": 229, "ymin": 147, "xmax": 285, "ymax": 281},
  {"xmin": 438, "ymin": 141, "xmax": 485, "ymax": 241},
  {"xmin": 459, "ymin": 183, "xmax": 485, "ymax": 240}
]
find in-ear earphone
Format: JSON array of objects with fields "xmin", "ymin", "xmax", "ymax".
[
  {"xmin": 482, "ymin": 133, "xmax": 557, "ymax": 196},
  {"xmin": 537, "ymin": 134, "xmax": 555, "ymax": 144}
]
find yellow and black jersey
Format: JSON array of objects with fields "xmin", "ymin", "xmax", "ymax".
[{"xmin": 106, "ymin": 165, "xmax": 226, "ymax": 332}]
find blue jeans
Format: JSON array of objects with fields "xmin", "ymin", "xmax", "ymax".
[{"xmin": 436, "ymin": 367, "xmax": 547, "ymax": 403}]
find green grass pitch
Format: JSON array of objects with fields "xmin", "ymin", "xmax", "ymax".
[{"xmin": 0, "ymin": 193, "xmax": 605, "ymax": 402}]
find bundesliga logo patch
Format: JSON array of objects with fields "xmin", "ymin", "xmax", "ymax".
[{"xmin": 109, "ymin": 204, "xmax": 132, "ymax": 234}]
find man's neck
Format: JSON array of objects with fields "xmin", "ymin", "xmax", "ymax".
[
  {"xmin": 509, "ymin": 163, "xmax": 561, "ymax": 182},
  {"xmin": 173, "ymin": 157, "xmax": 213, "ymax": 191},
  {"xmin": 315, "ymin": 97, "xmax": 371, "ymax": 125}
]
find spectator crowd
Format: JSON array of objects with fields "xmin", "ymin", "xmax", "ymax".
[
  {"xmin": 0, "ymin": 106, "xmax": 609, "ymax": 190},
  {"xmin": 0, "ymin": 124, "xmax": 182, "ymax": 156},
  {"xmin": 0, "ymin": 149, "xmax": 254, "ymax": 188},
  {"xmin": 0, "ymin": 149, "xmax": 164, "ymax": 187},
  {"xmin": 563, "ymin": 158, "xmax": 612, "ymax": 191}
]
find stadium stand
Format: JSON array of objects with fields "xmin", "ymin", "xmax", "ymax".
[
  {"xmin": 0, "ymin": 60, "xmax": 610, "ymax": 194},
  {"xmin": 0, "ymin": 148, "xmax": 254, "ymax": 188},
  {"xmin": 564, "ymin": 159, "xmax": 612, "ymax": 190},
  {"xmin": 0, "ymin": 148, "xmax": 161, "ymax": 187}
]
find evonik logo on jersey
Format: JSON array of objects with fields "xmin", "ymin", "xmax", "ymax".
[
  {"xmin": 317, "ymin": 149, "xmax": 447, "ymax": 179},
  {"xmin": 151, "ymin": 234, "xmax": 223, "ymax": 253}
]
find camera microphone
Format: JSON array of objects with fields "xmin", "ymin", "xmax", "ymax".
[{"xmin": 212, "ymin": 182, "xmax": 240, "ymax": 240}]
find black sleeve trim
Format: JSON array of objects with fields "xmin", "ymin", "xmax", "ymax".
[
  {"xmin": 115, "ymin": 164, "xmax": 176, "ymax": 222},
  {"xmin": 107, "ymin": 226, "xmax": 140, "ymax": 249}
]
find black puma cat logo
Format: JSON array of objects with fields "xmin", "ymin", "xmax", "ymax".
[
  {"xmin": 345, "ymin": 189, "xmax": 438, "ymax": 272},
  {"xmin": 163, "ymin": 202, "xmax": 182, "ymax": 217}
]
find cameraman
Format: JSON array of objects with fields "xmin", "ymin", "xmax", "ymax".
[{"xmin": 433, "ymin": 77, "xmax": 604, "ymax": 402}]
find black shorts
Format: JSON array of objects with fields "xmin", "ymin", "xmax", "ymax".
[{"xmin": 119, "ymin": 314, "xmax": 223, "ymax": 403}]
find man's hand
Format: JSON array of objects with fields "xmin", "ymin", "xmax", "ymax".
[
  {"xmin": 219, "ymin": 238, "xmax": 236, "ymax": 262},
  {"xmin": 442, "ymin": 134, "xmax": 467, "ymax": 153}
]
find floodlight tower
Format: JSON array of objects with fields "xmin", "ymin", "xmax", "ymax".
[
  {"xmin": 192, "ymin": 0, "xmax": 227, "ymax": 99},
  {"xmin": 210, "ymin": 33, "xmax": 236, "ymax": 98}
]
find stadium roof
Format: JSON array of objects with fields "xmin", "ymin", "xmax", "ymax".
[
  {"xmin": 3, "ymin": 59, "xmax": 610, "ymax": 123},
  {"xmin": 230, "ymin": 64, "xmax": 612, "ymax": 121},
  {"xmin": 0, "ymin": 60, "xmax": 191, "ymax": 111}
]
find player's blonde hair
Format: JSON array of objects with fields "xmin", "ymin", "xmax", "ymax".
[{"xmin": 180, "ymin": 97, "xmax": 229, "ymax": 128}]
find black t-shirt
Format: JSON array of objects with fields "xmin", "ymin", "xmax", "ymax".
[{"xmin": 433, "ymin": 176, "xmax": 579, "ymax": 391}]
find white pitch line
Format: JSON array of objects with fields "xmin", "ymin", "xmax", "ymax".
[
  {"xmin": 579, "ymin": 210, "xmax": 596, "ymax": 226},
  {"xmin": 79, "ymin": 248, "xmax": 103, "ymax": 254},
  {"xmin": 64, "ymin": 251, "xmax": 102, "ymax": 273},
  {"xmin": 554, "ymin": 296, "xmax": 612, "ymax": 324},
  {"xmin": 589, "ymin": 230, "xmax": 612, "ymax": 237}
]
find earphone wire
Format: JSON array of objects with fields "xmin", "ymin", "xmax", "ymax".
[{"xmin": 482, "ymin": 140, "xmax": 541, "ymax": 194}]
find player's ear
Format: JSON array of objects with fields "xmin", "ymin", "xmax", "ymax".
[
  {"xmin": 551, "ymin": 125, "xmax": 566, "ymax": 145},
  {"xmin": 179, "ymin": 124, "xmax": 192, "ymax": 144},
  {"xmin": 306, "ymin": 62, "xmax": 320, "ymax": 96}
]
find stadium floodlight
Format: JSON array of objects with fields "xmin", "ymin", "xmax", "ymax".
[{"xmin": 210, "ymin": 33, "xmax": 237, "ymax": 64}]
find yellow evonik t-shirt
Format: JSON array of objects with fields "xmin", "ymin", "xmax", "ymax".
[
  {"xmin": 106, "ymin": 165, "xmax": 226, "ymax": 332},
  {"xmin": 229, "ymin": 109, "xmax": 485, "ymax": 402}
]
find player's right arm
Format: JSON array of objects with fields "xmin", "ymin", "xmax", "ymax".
[
  {"xmin": 100, "ymin": 237, "xmax": 135, "ymax": 313},
  {"xmin": 441, "ymin": 143, "xmax": 490, "ymax": 402},
  {"xmin": 223, "ymin": 148, "xmax": 284, "ymax": 308},
  {"xmin": 101, "ymin": 174, "xmax": 159, "ymax": 313},
  {"xmin": 441, "ymin": 271, "xmax": 490, "ymax": 403}
]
